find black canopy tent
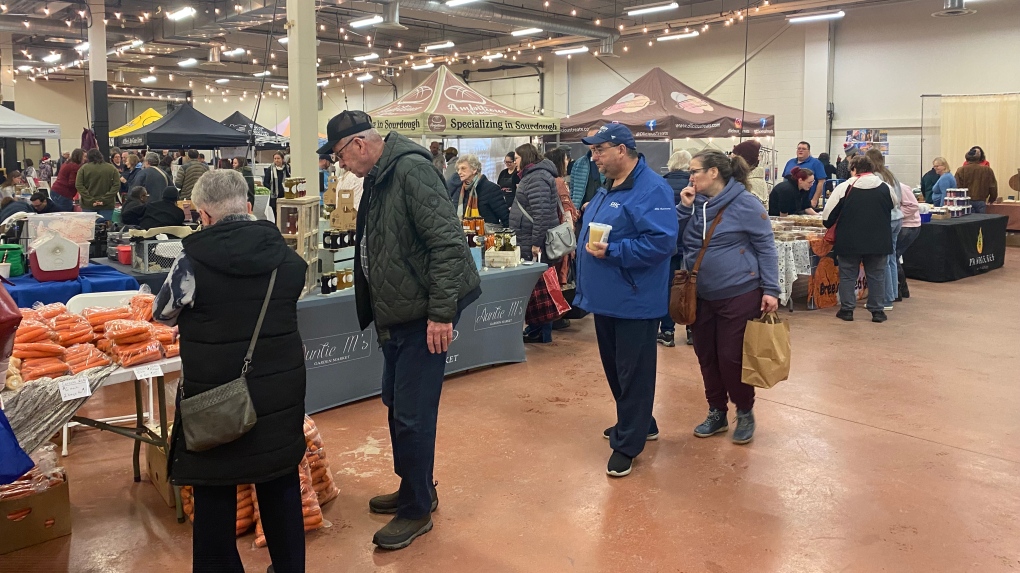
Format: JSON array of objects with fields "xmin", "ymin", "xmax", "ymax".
[
  {"xmin": 113, "ymin": 104, "xmax": 250, "ymax": 149},
  {"xmin": 221, "ymin": 111, "xmax": 288, "ymax": 150}
]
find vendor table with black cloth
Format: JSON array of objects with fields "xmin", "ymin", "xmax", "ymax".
[
  {"xmin": 90, "ymin": 258, "xmax": 169, "ymax": 292},
  {"xmin": 297, "ymin": 263, "xmax": 545, "ymax": 414},
  {"xmin": 902, "ymin": 214, "xmax": 1007, "ymax": 282},
  {"xmin": 5, "ymin": 264, "xmax": 141, "ymax": 307}
]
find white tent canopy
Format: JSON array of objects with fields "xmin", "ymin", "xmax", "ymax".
[{"xmin": 0, "ymin": 105, "xmax": 61, "ymax": 139}]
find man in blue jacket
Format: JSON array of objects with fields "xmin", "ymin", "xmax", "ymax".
[{"xmin": 574, "ymin": 124, "xmax": 679, "ymax": 478}]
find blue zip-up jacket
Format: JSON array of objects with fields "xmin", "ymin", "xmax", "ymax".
[
  {"xmin": 574, "ymin": 157, "xmax": 679, "ymax": 319},
  {"xmin": 931, "ymin": 172, "xmax": 956, "ymax": 206},
  {"xmin": 677, "ymin": 178, "xmax": 780, "ymax": 301}
]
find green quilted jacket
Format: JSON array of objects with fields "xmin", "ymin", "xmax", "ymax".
[{"xmin": 354, "ymin": 132, "xmax": 481, "ymax": 336}]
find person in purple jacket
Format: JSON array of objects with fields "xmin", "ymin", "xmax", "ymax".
[{"xmin": 677, "ymin": 150, "xmax": 780, "ymax": 445}]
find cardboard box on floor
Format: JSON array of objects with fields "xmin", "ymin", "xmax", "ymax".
[
  {"xmin": 330, "ymin": 187, "xmax": 357, "ymax": 231},
  {"xmin": 0, "ymin": 475, "xmax": 72, "ymax": 555},
  {"xmin": 145, "ymin": 441, "xmax": 176, "ymax": 509}
]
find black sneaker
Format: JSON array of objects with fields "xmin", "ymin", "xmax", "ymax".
[
  {"xmin": 552, "ymin": 318, "xmax": 571, "ymax": 330},
  {"xmin": 732, "ymin": 409, "xmax": 755, "ymax": 445},
  {"xmin": 693, "ymin": 409, "xmax": 728, "ymax": 437},
  {"xmin": 369, "ymin": 485, "xmax": 438, "ymax": 515},
  {"xmin": 656, "ymin": 331, "xmax": 676, "ymax": 347},
  {"xmin": 602, "ymin": 426, "xmax": 659, "ymax": 441},
  {"xmin": 836, "ymin": 309, "xmax": 854, "ymax": 321},
  {"xmin": 686, "ymin": 327, "xmax": 694, "ymax": 346},
  {"xmin": 871, "ymin": 311, "xmax": 888, "ymax": 323},
  {"xmin": 606, "ymin": 451, "xmax": 633, "ymax": 477},
  {"xmin": 372, "ymin": 515, "xmax": 433, "ymax": 550}
]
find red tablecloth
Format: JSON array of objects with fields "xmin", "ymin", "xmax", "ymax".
[{"xmin": 987, "ymin": 202, "xmax": 1020, "ymax": 231}]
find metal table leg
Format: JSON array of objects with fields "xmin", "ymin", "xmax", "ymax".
[
  {"xmin": 155, "ymin": 375, "xmax": 185, "ymax": 523},
  {"xmin": 132, "ymin": 378, "xmax": 144, "ymax": 482}
]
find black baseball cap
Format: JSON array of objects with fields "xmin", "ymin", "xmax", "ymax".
[{"xmin": 317, "ymin": 110, "xmax": 373, "ymax": 155}]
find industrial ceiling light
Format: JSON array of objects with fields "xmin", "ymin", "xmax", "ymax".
[
  {"xmin": 178, "ymin": 58, "xmax": 198, "ymax": 67},
  {"xmin": 353, "ymin": 52, "xmax": 379, "ymax": 61},
  {"xmin": 657, "ymin": 30, "xmax": 699, "ymax": 41},
  {"xmin": 481, "ymin": 52, "xmax": 503, "ymax": 60},
  {"xmin": 554, "ymin": 46, "xmax": 589, "ymax": 55},
  {"xmin": 357, "ymin": 73, "xmax": 373, "ymax": 82},
  {"xmin": 423, "ymin": 41, "xmax": 454, "ymax": 51},
  {"xmin": 140, "ymin": 75, "xmax": 157, "ymax": 83},
  {"xmin": 223, "ymin": 47, "xmax": 245, "ymax": 57},
  {"xmin": 42, "ymin": 53, "xmax": 61, "ymax": 63},
  {"xmin": 350, "ymin": 15, "xmax": 383, "ymax": 28},
  {"xmin": 786, "ymin": 10, "xmax": 845, "ymax": 23},
  {"xmin": 411, "ymin": 62, "xmax": 434, "ymax": 70},
  {"xmin": 626, "ymin": 2, "xmax": 678, "ymax": 17},
  {"xmin": 167, "ymin": 6, "xmax": 197, "ymax": 21},
  {"xmin": 278, "ymin": 37, "xmax": 288, "ymax": 44},
  {"xmin": 446, "ymin": 0, "xmax": 480, "ymax": 6},
  {"xmin": 17, "ymin": 65, "xmax": 32, "ymax": 71},
  {"xmin": 253, "ymin": 71, "xmax": 271, "ymax": 77},
  {"xmin": 73, "ymin": 42, "xmax": 89, "ymax": 52},
  {"xmin": 511, "ymin": 28, "xmax": 543, "ymax": 36},
  {"xmin": 215, "ymin": 78, "xmax": 229, "ymax": 83},
  {"xmin": 270, "ymin": 83, "xmax": 288, "ymax": 89}
]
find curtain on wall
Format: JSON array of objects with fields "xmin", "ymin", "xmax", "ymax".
[{"xmin": 940, "ymin": 94, "xmax": 1020, "ymax": 197}]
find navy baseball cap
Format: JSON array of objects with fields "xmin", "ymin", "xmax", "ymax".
[
  {"xmin": 317, "ymin": 110, "xmax": 373, "ymax": 155},
  {"xmin": 581, "ymin": 123, "xmax": 636, "ymax": 150}
]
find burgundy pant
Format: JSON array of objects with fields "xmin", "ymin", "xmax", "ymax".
[{"xmin": 691, "ymin": 288, "xmax": 762, "ymax": 413}]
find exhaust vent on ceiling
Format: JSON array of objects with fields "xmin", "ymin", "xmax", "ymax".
[
  {"xmin": 377, "ymin": 3, "xmax": 409, "ymax": 31},
  {"xmin": 203, "ymin": 46, "xmax": 226, "ymax": 66},
  {"xmin": 933, "ymin": 0, "xmax": 976, "ymax": 17}
]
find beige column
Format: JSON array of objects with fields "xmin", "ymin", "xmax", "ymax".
[{"xmin": 285, "ymin": 0, "xmax": 319, "ymax": 185}]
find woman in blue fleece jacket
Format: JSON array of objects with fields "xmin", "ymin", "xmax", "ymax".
[{"xmin": 677, "ymin": 150, "xmax": 780, "ymax": 445}]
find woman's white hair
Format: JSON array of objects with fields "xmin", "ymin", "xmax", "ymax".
[
  {"xmin": 667, "ymin": 149, "xmax": 692, "ymax": 172},
  {"xmin": 192, "ymin": 169, "xmax": 249, "ymax": 221},
  {"xmin": 456, "ymin": 154, "xmax": 483, "ymax": 174}
]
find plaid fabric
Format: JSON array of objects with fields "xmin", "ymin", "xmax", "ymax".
[{"xmin": 526, "ymin": 267, "xmax": 570, "ymax": 324}]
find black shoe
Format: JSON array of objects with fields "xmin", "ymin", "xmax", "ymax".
[
  {"xmin": 656, "ymin": 331, "xmax": 676, "ymax": 347},
  {"xmin": 836, "ymin": 309, "xmax": 854, "ymax": 321},
  {"xmin": 732, "ymin": 409, "xmax": 755, "ymax": 445},
  {"xmin": 693, "ymin": 409, "xmax": 728, "ymax": 438},
  {"xmin": 369, "ymin": 485, "xmax": 438, "ymax": 515},
  {"xmin": 372, "ymin": 515, "xmax": 433, "ymax": 550},
  {"xmin": 523, "ymin": 331, "xmax": 550, "ymax": 344},
  {"xmin": 606, "ymin": 451, "xmax": 633, "ymax": 477},
  {"xmin": 552, "ymin": 318, "xmax": 571, "ymax": 330},
  {"xmin": 894, "ymin": 296, "xmax": 902, "ymax": 302},
  {"xmin": 686, "ymin": 328, "xmax": 694, "ymax": 346},
  {"xmin": 602, "ymin": 426, "xmax": 659, "ymax": 441},
  {"xmin": 871, "ymin": 311, "xmax": 888, "ymax": 323}
]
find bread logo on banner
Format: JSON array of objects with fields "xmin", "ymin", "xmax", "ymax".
[
  {"xmin": 427, "ymin": 114, "xmax": 447, "ymax": 132},
  {"xmin": 403, "ymin": 85, "xmax": 434, "ymax": 104},
  {"xmin": 603, "ymin": 93, "xmax": 654, "ymax": 116},
  {"xmin": 671, "ymin": 92, "xmax": 714, "ymax": 114},
  {"xmin": 977, "ymin": 228, "xmax": 984, "ymax": 254},
  {"xmin": 444, "ymin": 85, "xmax": 486, "ymax": 104}
]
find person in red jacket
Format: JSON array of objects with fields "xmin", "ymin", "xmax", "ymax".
[{"xmin": 50, "ymin": 148, "xmax": 84, "ymax": 211}]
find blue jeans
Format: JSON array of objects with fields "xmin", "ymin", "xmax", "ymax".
[
  {"xmin": 92, "ymin": 209, "xmax": 114, "ymax": 223},
  {"xmin": 972, "ymin": 201, "xmax": 986, "ymax": 214},
  {"xmin": 380, "ymin": 314, "xmax": 459, "ymax": 519},
  {"xmin": 49, "ymin": 193, "xmax": 74, "ymax": 212},
  {"xmin": 885, "ymin": 219, "xmax": 902, "ymax": 306}
]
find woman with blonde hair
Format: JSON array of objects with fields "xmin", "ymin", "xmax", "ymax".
[
  {"xmin": 930, "ymin": 157, "xmax": 956, "ymax": 206},
  {"xmin": 864, "ymin": 147, "xmax": 902, "ymax": 310}
]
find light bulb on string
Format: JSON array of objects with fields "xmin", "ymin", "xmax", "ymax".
[{"xmin": 595, "ymin": 18, "xmax": 601, "ymax": 25}]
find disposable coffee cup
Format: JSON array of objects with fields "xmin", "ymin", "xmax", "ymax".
[
  {"xmin": 588, "ymin": 222, "xmax": 612, "ymax": 246},
  {"xmin": 0, "ymin": 263, "xmax": 9, "ymax": 280}
]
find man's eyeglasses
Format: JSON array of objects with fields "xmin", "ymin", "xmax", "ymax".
[
  {"xmin": 331, "ymin": 136, "xmax": 365, "ymax": 163},
  {"xmin": 590, "ymin": 144, "xmax": 618, "ymax": 157}
]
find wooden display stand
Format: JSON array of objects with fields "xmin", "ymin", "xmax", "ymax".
[{"xmin": 276, "ymin": 194, "xmax": 321, "ymax": 297}]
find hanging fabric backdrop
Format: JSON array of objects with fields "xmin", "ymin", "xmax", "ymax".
[{"xmin": 939, "ymin": 94, "xmax": 1020, "ymax": 192}]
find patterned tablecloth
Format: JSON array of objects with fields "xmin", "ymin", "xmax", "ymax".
[{"xmin": 776, "ymin": 239, "xmax": 812, "ymax": 304}]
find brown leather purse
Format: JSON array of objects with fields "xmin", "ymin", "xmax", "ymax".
[{"xmin": 669, "ymin": 205, "xmax": 727, "ymax": 326}]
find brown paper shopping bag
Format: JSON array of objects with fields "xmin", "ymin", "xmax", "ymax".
[{"xmin": 740, "ymin": 312, "xmax": 791, "ymax": 389}]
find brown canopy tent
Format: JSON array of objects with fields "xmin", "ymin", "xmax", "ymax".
[{"xmin": 558, "ymin": 67, "xmax": 775, "ymax": 141}]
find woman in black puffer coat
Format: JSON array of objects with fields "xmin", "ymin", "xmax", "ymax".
[{"xmin": 509, "ymin": 143, "xmax": 561, "ymax": 343}]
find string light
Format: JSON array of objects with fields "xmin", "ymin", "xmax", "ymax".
[
  {"xmin": 570, "ymin": 9, "xmax": 576, "ymax": 16},
  {"xmin": 594, "ymin": 18, "xmax": 601, "ymax": 25}
]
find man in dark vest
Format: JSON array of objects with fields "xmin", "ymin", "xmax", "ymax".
[
  {"xmin": 319, "ymin": 110, "xmax": 481, "ymax": 550},
  {"xmin": 154, "ymin": 169, "xmax": 308, "ymax": 572}
]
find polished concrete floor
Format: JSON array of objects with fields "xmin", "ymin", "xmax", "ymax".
[{"xmin": 2, "ymin": 250, "xmax": 1019, "ymax": 573}]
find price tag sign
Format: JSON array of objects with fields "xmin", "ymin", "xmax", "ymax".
[
  {"xmin": 133, "ymin": 364, "xmax": 164, "ymax": 380},
  {"xmin": 58, "ymin": 375, "xmax": 92, "ymax": 402}
]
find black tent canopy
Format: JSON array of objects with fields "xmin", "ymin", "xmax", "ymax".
[
  {"xmin": 221, "ymin": 111, "xmax": 287, "ymax": 150},
  {"xmin": 113, "ymin": 104, "xmax": 250, "ymax": 149}
]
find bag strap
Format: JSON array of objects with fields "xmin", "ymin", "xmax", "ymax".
[
  {"xmin": 515, "ymin": 199, "xmax": 534, "ymax": 223},
  {"xmin": 831, "ymin": 180, "xmax": 858, "ymax": 226},
  {"xmin": 241, "ymin": 268, "xmax": 277, "ymax": 376},
  {"xmin": 691, "ymin": 205, "xmax": 728, "ymax": 275}
]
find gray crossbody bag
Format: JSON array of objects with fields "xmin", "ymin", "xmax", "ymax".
[
  {"xmin": 180, "ymin": 269, "xmax": 277, "ymax": 452},
  {"xmin": 516, "ymin": 198, "xmax": 577, "ymax": 260}
]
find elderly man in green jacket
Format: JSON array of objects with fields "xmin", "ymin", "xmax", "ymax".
[
  {"xmin": 320, "ymin": 110, "xmax": 481, "ymax": 551},
  {"xmin": 75, "ymin": 149, "xmax": 121, "ymax": 220}
]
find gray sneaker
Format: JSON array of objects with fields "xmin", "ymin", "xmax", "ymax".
[
  {"xmin": 693, "ymin": 409, "xmax": 728, "ymax": 437},
  {"xmin": 732, "ymin": 409, "xmax": 755, "ymax": 444}
]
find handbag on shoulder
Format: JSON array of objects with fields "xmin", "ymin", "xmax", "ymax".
[
  {"xmin": 515, "ymin": 198, "xmax": 577, "ymax": 261},
  {"xmin": 669, "ymin": 206, "xmax": 727, "ymax": 326},
  {"xmin": 179, "ymin": 269, "xmax": 277, "ymax": 452}
]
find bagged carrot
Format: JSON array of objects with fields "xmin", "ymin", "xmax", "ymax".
[
  {"xmin": 151, "ymin": 324, "xmax": 176, "ymax": 346},
  {"xmin": 81, "ymin": 307, "xmax": 133, "ymax": 333},
  {"xmin": 130, "ymin": 293, "xmax": 156, "ymax": 322},
  {"xmin": 65, "ymin": 344, "xmax": 112, "ymax": 374},
  {"xmin": 15, "ymin": 320, "xmax": 55, "ymax": 344},
  {"xmin": 50, "ymin": 313, "xmax": 95, "ymax": 346},
  {"xmin": 114, "ymin": 340, "xmax": 164, "ymax": 367},
  {"xmin": 13, "ymin": 342, "xmax": 65, "ymax": 360},
  {"xmin": 21, "ymin": 357, "xmax": 70, "ymax": 381},
  {"xmin": 19, "ymin": 308, "xmax": 42, "ymax": 322},
  {"xmin": 104, "ymin": 320, "xmax": 155, "ymax": 344},
  {"xmin": 32, "ymin": 302, "xmax": 67, "ymax": 320},
  {"xmin": 164, "ymin": 343, "xmax": 179, "ymax": 358}
]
